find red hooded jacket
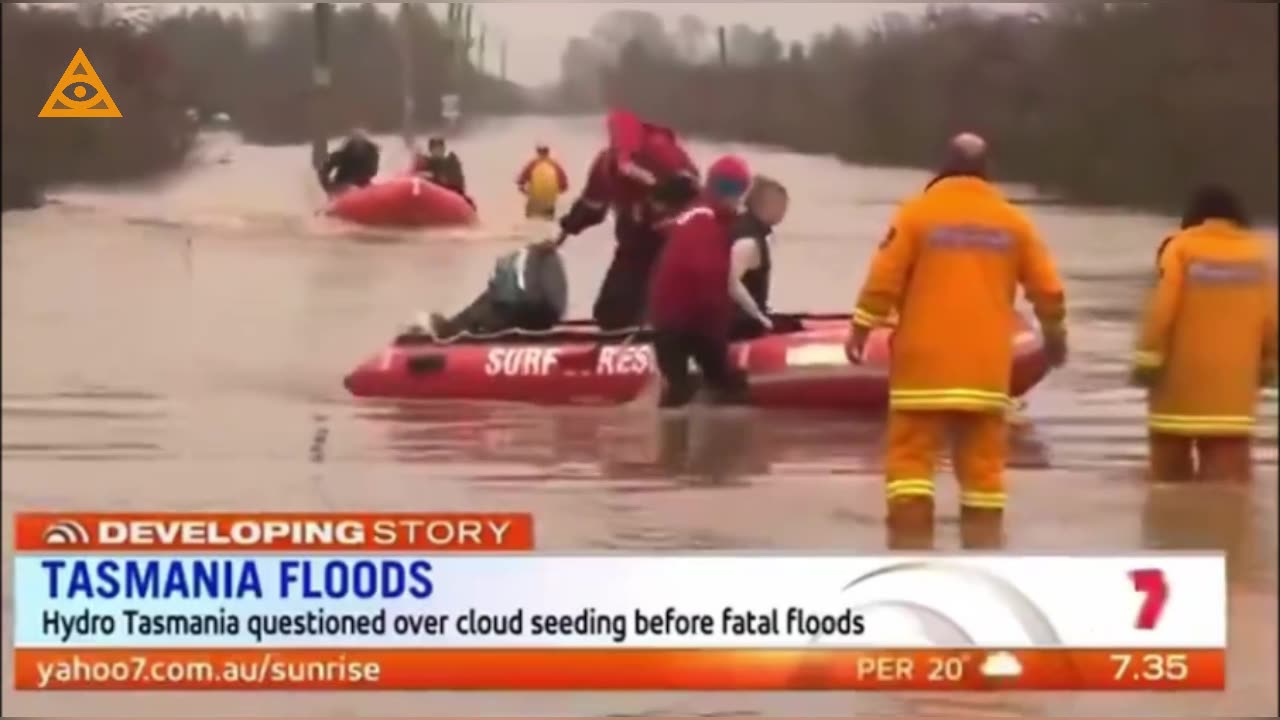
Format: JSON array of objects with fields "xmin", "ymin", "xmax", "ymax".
[
  {"xmin": 647, "ymin": 200, "xmax": 740, "ymax": 336},
  {"xmin": 559, "ymin": 110, "xmax": 698, "ymax": 242}
]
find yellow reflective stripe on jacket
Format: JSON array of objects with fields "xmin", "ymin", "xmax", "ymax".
[
  {"xmin": 851, "ymin": 306, "xmax": 885, "ymax": 328},
  {"xmin": 890, "ymin": 388, "xmax": 1012, "ymax": 411},
  {"xmin": 960, "ymin": 489, "xmax": 1007, "ymax": 510},
  {"xmin": 1133, "ymin": 351, "xmax": 1163, "ymax": 369},
  {"xmin": 1149, "ymin": 413, "xmax": 1255, "ymax": 435},
  {"xmin": 886, "ymin": 478, "xmax": 934, "ymax": 502}
]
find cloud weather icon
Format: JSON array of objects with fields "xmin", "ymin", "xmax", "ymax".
[
  {"xmin": 42, "ymin": 519, "xmax": 91, "ymax": 546},
  {"xmin": 980, "ymin": 651, "xmax": 1024, "ymax": 678}
]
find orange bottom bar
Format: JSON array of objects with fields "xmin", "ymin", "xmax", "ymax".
[{"xmin": 13, "ymin": 648, "xmax": 1224, "ymax": 691}]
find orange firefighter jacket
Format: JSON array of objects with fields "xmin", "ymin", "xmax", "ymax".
[
  {"xmin": 851, "ymin": 177, "xmax": 1067, "ymax": 413},
  {"xmin": 1134, "ymin": 220, "xmax": 1277, "ymax": 435}
]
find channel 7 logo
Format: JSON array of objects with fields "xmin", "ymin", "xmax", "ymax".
[{"xmin": 815, "ymin": 561, "xmax": 1171, "ymax": 646}]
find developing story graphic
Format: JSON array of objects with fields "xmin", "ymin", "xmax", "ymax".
[{"xmin": 12, "ymin": 513, "xmax": 1227, "ymax": 691}]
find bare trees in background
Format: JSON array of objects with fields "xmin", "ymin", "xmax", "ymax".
[
  {"xmin": 2, "ymin": 3, "xmax": 526, "ymax": 208},
  {"xmin": 558, "ymin": 3, "xmax": 1278, "ymax": 217},
  {"xmin": 153, "ymin": 4, "xmax": 523, "ymax": 144},
  {"xmin": 2, "ymin": 3, "xmax": 194, "ymax": 208}
]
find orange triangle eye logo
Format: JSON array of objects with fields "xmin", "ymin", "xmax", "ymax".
[{"xmin": 38, "ymin": 48, "xmax": 122, "ymax": 118}]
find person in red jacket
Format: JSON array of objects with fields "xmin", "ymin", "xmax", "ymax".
[
  {"xmin": 648, "ymin": 155, "xmax": 754, "ymax": 408},
  {"xmin": 553, "ymin": 110, "xmax": 701, "ymax": 330}
]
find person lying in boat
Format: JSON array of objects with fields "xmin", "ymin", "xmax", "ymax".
[
  {"xmin": 422, "ymin": 244, "xmax": 568, "ymax": 340},
  {"xmin": 729, "ymin": 175, "xmax": 794, "ymax": 340},
  {"xmin": 319, "ymin": 127, "xmax": 380, "ymax": 194},
  {"xmin": 413, "ymin": 136, "xmax": 475, "ymax": 207}
]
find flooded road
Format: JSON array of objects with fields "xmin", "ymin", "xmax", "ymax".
[{"xmin": 2, "ymin": 115, "xmax": 1276, "ymax": 716}]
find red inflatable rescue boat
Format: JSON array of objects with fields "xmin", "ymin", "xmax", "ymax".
[
  {"xmin": 326, "ymin": 175, "xmax": 476, "ymax": 228},
  {"xmin": 343, "ymin": 314, "xmax": 1050, "ymax": 411}
]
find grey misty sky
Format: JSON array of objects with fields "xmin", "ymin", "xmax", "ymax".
[
  {"xmin": 472, "ymin": 2, "xmax": 1033, "ymax": 84},
  {"xmin": 155, "ymin": 2, "xmax": 1034, "ymax": 85}
]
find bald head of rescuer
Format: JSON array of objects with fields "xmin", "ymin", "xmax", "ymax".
[
  {"xmin": 925, "ymin": 132, "xmax": 989, "ymax": 189},
  {"xmin": 845, "ymin": 130, "xmax": 1069, "ymax": 550}
]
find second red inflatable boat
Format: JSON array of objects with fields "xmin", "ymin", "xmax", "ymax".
[
  {"xmin": 326, "ymin": 176, "xmax": 477, "ymax": 228},
  {"xmin": 343, "ymin": 315, "xmax": 1050, "ymax": 411}
]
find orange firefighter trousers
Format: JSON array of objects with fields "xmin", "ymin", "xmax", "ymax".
[
  {"xmin": 885, "ymin": 410, "xmax": 1008, "ymax": 511},
  {"xmin": 1148, "ymin": 432, "xmax": 1252, "ymax": 483}
]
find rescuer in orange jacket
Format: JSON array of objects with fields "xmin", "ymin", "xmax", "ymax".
[
  {"xmin": 844, "ymin": 133, "xmax": 1068, "ymax": 549},
  {"xmin": 1131, "ymin": 185, "xmax": 1277, "ymax": 482}
]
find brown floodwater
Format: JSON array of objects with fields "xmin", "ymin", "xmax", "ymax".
[{"xmin": 2, "ymin": 115, "xmax": 1276, "ymax": 717}]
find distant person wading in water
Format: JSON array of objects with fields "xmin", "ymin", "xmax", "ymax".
[
  {"xmin": 517, "ymin": 143, "xmax": 569, "ymax": 220},
  {"xmin": 319, "ymin": 127, "xmax": 380, "ymax": 194},
  {"xmin": 413, "ymin": 136, "xmax": 474, "ymax": 208}
]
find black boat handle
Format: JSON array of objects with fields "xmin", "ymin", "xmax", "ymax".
[{"xmin": 406, "ymin": 354, "xmax": 447, "ymax": 375}]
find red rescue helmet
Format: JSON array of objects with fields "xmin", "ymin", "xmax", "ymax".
[{"xmin": 706, "ymin": 155, "xmax": 751, "ymax": 199}]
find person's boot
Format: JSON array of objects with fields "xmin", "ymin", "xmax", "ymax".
[
  {"xmin": 659, "ymin": 378, "xmax": 698, "ymax": 409},
  {"xmin": 707, "ymin": 370, "xmax": 750, "ymax": 406},
  {"xmin": 960, "ymin": 507, "xmax": 1005, "ymax": 550},
  {"xmin": 886, "ymin": 499, "xmax": 935, "ymax": 550}
]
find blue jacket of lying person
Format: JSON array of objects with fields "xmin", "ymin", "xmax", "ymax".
[{"xmin": 488, "ymin": 244, "xmax": 568, "ymax": 322}]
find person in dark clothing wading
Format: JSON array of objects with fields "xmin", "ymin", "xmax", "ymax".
[
  {"xmin": 319, "ymin": 128, "xmax": 380, "ymax": 194},
  {"xmin": 728, "ymin": 176, "xmax": 790, "ymax": 339},
  {"xmin": 413, "ymin": 136, "xmax": 474, "ymax": 207},
  {"xmin": 648, "ymin": 155, "xmax": 755, "ymax": 409}
]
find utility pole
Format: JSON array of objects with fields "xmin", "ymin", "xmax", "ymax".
[
  {"xmin": 477, "ymin": 24, "xmax": 486, "ymax": 75},
  {"xmin": 500, "ymin": 37, "xmax": 508, "ymax": 82},
  {"xmin": 463, "ymin": 4, "xmax": 474, "ymax": 67},
  {"xmin": 447, "ymin": 4, "xmax": 463, "ymax": 88},
  {"xmin": 310, "ymin": 3, "xmax": 333, "ymax": 174},
  {"xmin": 442, "ymin": 3, "xmax": 463, "ymax": 127},
  {"xmin": 398, "ymin": 2, "xmax": 415, "ymax": 149},
  {"xmin": 444, "ymin": 3, "xmax": 455, "ymax": 82},
  {"xmin": 717, "ymin": 26, "xmax": 728, "ymax": 67}
]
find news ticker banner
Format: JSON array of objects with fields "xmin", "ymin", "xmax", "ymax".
[{"xmin": 13, "ymin": 513, "xmax": 1225, "ymax": 691}]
